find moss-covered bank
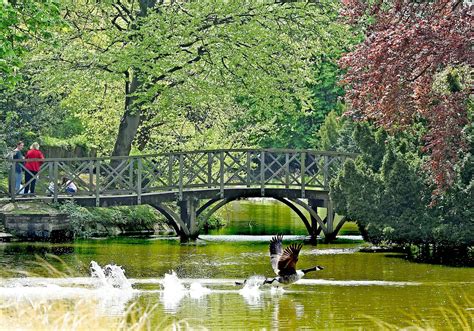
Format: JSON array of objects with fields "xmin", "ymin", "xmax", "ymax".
[
  {"xmin": 58, "ymin": 202, "xmax": 175, "ymax": 237},
  {"xmin": 1, "ymin": 202, "xmax": 175, "ymax": 238}
]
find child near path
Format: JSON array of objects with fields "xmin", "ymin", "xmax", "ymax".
[
  {"xmin": 62, "ymin": 177, "xmax": 77, "ymax": 195},
  {"xmin": 24, "ymin": 142, "xmax": 45, "ymax": 195},
  {"xmin": 47, "ymin": 178, "xmax": 78, "ymax": 195}
]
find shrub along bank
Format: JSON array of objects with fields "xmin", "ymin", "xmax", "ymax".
[
  {"xmin": 57, "ymin": 202, "xmax": 174, "ymax": 238},
  {"xmin": 324, "ymin": 118, "xmax": 473, "ymax": 265}
]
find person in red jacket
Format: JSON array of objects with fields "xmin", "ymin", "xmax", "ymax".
[{"xmin": 24, "ymin": 142, "xmax": 45, "ymax": 195}]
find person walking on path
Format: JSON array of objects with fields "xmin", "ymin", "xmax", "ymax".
[
  {"xmin": 24, "ymin": 142, "xmax": 44, "ymax": 195},
  {"xmin": 12, "ymin": 141, "xmax": 25, "ymax": 193}
]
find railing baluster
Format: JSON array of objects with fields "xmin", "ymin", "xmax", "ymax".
[
  {"xmin": 168, "ymin": 154, "xmax": 173, "ymax": 189},
  {"xmin": 219, "ymin": 151, "xmax": 224, "ymax": 198},
  {"xmin": 246, "ymin": 151, "xmax": 251, "ymax": 187},
  {"xmin": 323, "ymin": 155, "xmax": 329, "ymax": 189},
  {"xmin": 129, "ymin": 159, "xmax": 134, "ymax": 193},
  {"xmin": 285, "ymin": 153, "xmax": 290, "ymax": 189},
  {"xmin": 137, "ymin": 158, "xmax": 142, "ymax": 204},
  {"xmin": 301, "ymin": 152, "xmax": 306, "ymax": 199},
  {"xmin": 260, "ymin": 151, "xmax": 265, "ymax": 196},
  {"xmin": 53, "ymin": 161, "xmax": 59, "ymax": 203},
  {"xmin": 207, "ymin": 152, "xmax": 213, "ymax": 188},
  {"xmin": 179, "ymin": 154, "xmax": 183, "ymax": 200},
  {"xmin": 9, "ymin": 160, "xmax": 16, "ymax": 201},
  {"xmin": 95, "ymin": 160, "xmax": 100, "ymax": 207},
  {"xmin": 89, "ymin": 161, "xmax": 94, "ymax": 195}
]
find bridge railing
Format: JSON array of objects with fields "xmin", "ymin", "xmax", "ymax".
[{"xmin": 7, "ymin": 149, "xmax": 356, "ymax": 203}]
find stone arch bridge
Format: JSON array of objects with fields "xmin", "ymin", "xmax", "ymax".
[{"xmin": 9, "ymin": 149, "xmax": 356, "ymax": 242}]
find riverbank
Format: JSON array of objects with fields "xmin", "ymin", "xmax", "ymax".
[{"xmin": 0, "ymin": 201, "xmax": 175, "ymax": 240}]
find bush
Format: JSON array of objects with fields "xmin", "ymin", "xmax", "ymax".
[
  {"xmin": 204, "ymin": 215, "xmax": 226, "ymax": 231},
  {"xmin": 41, "ymin": 135, "xmax": 94, "ymax": 151},
  {"xmin": 328, "ymin": 120, "xmax": 473, "ymax": 263},
  {"xmin": 57, "ymin": 201, "xmax": 96, "ymax": 238},
  {"xmin": 58, "ymin": 202, "xmax": 166, "ymax": 238}
]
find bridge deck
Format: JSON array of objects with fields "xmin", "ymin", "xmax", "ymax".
[{"xmin": 9, "ymin": 187, "xmax": 329, "ymax": 207}]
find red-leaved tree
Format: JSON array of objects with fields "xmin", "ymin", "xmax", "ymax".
[{"xmin": 339, "ymin": 0, "xmax": 473, "ymax": 192}]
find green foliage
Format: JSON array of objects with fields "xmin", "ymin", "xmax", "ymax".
[
  {"xmin": 19, "ymin": 0, "xmax": 354, "ymax": 153},
  {"xmin": 233, "ymin": 52, "xmax": 351, "ymax": 149},
  {"xmin": 317, "ymin": 111, "xmax": 342, "ymax": 151},
  {"xmin": 330, "ymin": 120, "xmax": 473, "ymax": 260},
  {"xmin": 58, "ymin": 202, "xmax": 166, "ymax": 238},
  {"xmin": 41, "ymin": 136, "xmax": 94, "ymax": 151},
  {"xmin": 0, "ymin": 0, "xmax": 62, "ymax": 87},
  {"xmin": 205, "ymin": 215, "xmax": 227, "ymax": 231},
  {"xmin": 57, "ymin": 201, "xmax": 96, "ymax": 238},
  {"xmin": 0, "ymin": 71, "xmax": 89, "ymax": 155}
]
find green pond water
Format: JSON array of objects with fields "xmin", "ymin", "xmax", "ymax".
[{"xmin": 0, "ymin": 200, "xmax": 473, "ymax": 330}]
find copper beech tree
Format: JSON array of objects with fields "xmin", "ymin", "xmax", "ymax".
[{"xmin": 339, "ymin": 0, "xmax": 473, "ymax": 192}]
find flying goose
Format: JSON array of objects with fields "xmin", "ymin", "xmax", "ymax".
[{"xmin": 264, "ymin": 234, "xmax": 323, "ymax": 286}]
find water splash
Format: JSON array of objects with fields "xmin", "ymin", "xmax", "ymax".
[
  {"xmin": 159, "ymin": 271, "xmax": 211, "ymax": 312},
  {"xmin": 160, "ymin": 271, "xmax": 187, "ymax": 312},
  {"xmin": 90, "ymin": 261, "xmax": 132, "ymax": 290},
  {"xmin": 238, "ymin": 275, "xmax": 266, "ymax": 307},
  {"xmin": 0, "ymin": 261, "xmax": 136, "ymax": 316}
]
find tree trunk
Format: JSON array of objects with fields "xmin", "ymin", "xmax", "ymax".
[
  {"xmin": 111, "ymin": 73, "xmax": 141, "ymax": 157},
  {"xmin": 111, "ymin": 0, "xmax": 157, "ymax": 158}
]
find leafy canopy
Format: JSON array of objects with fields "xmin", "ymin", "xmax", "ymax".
[
  {"xmin": 0, "ymin": 0, "xmax": 62, "ymax": 87},
  {"xmin": 32, "ymin": 0, "xmax": 351, "ymax": 153},
  {"xmin": 339, "ymin": 0, "xmax": 473, "ymax": 192}
]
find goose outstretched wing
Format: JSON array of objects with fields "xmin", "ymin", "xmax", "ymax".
[
  {"xmin": 277, "ymin": 243, "xmax": 302, "ymax": 275},
  {"xmin": 269, "ymin": 235, "xmax": 283, "ymax": 275}
]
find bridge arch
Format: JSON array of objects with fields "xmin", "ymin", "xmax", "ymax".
[
  {"xmin": 196, "ymin": 196, "xmax": 322, "ymax": 238},
  {"xmin": 148, "ymin": 203, "xmax": 189, "ymax": 237}
]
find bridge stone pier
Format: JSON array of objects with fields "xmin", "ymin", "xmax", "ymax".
[{"xmin": 8, "ymin": 149, "xmax": 356, "ymax": 242}]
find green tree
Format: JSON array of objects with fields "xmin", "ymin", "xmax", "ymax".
[
  {"xmin": 317, "ymin": 110, "xmax": 342, "ymax": 151},
  {"xmin": 0, "ymin": 0, "xmax": 61, "ymax": 87},
  {"xmin": 328, "ymin": 119, "xmax": 473, "ymax": 262},
  {"xmin": 31, "ymin": 0, "xmax": 350, "ymax": 156}
]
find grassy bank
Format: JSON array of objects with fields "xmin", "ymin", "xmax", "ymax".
[
  {"xmin": 0, "ymin": 201, "xmax": 174, "ymax": 238},
  {"xmin": 57, "ymin": 202, "xmax": 173, "ymax": 237}
]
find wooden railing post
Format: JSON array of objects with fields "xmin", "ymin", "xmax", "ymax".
[
  {"xmin": 285, "ymin": 152, "xmax": 290, "ymax": 189},
  {"xmin": 168, "ymin": 154, "xmax": 173, "ymax": 188},
  {"xmin": 219, "ymin": 151, "xmax": 224, "ymax": 198},
  {"xmin": 207, "ymin": 152, "xmax": 213, "ymax": 188},
  {"xmin": 323, "ymin": 155, "xmax": 329, "ymax": 189},
  {"xmin": 89, "ymin": 160, "xmax": 94, "ymax": 195},
  {"xmin": 260, "ymin": 151, "xmax": 265, "ymax": 196},
  {"xmin": 129, "ymin": 159, "xmax": 134, "ymax": 193},
  {"xmin": 53, "ymin": 161, "xmax": 59, "ymax": 203},
  {"xmin": 95, "ymin": 160, "xmax": 100, "ymax": 207},
  {"xmin": 137, "ymin": 157, "xmax": 142, "ymax": 204},
  {"xmin": 179, "ymin": 154, "xmax": 183, "ymax": 200},
  {"xmin": 301, "ymin": 152, "xmax": 306, "ymax": 199},
  {"xmin": 246, "ymin": 151, "xmax": 251, "ymax": 187},
  {"xmin": 9, "ymin": 160, "xmax": 16, "ymax": 201}
]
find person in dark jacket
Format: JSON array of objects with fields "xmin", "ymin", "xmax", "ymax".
[
  {"xmin": 12, "ymin": 141, "xmax": 24, "ymax": 194},
  {"xmin": 24, "ymin": 142, "xmax": 44, "ymax": 194}
]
